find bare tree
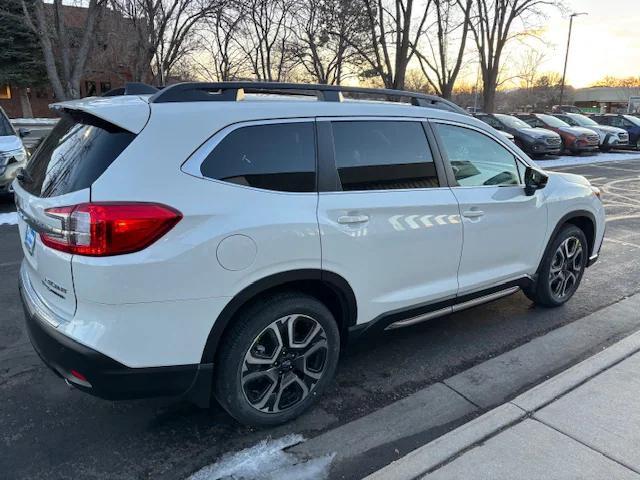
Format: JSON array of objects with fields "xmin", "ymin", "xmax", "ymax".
[
  {"xmin": 593, "ymin": 76, "xmax": 640, "ymax": 88},
  {"xmin": 235, "ymin": 0, "xmax": 297, "ymax": 82},
  {"xmin": 20, "ymin": 0, "xmax": 107, "ymax": 100},
  {"xmin": 290, "ymin": 0, "xmax": 368, "ymax": 84},
  {"xmin": 415, "ymin": 0, "xmax": 471, "ymax": 99},
  {"xmin": 112, "ymin": 0, "xmax": 222, "ymax": 84},
  {"xmin": 346, "ymin": 0, "xmax": 433, "ymax": 90},
  {"xmin": 463, "ymin": 0, "xmax": 560, "ymax": 112},
  {"xmin": 193, "ymin": 3, "xmax": 247, "ymax": 81}
]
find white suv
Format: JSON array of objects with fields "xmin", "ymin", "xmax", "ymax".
[{"xmin": 15, "ymin": 82, "xmax": 605, "ymax": 426}]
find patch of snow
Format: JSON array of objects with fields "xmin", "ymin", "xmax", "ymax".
[
  {"xmin": 536, "ymin": 151, "xmax": 640, "ymax": 168},
  {"xmin": 187, "ymin": 434, "xmax": 335, "ymax": 480},
  {"xmin": 10, "ymin": 118, "xmax": 58, "ymax": 125},
  {"xmin": 0, "ymin": 212, "xmax": 18, "ymax": 225}
]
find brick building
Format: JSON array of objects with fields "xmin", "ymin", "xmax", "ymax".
[{"xmin": 0, "ymin": 5, "xmax": 139, "ymax": 118}]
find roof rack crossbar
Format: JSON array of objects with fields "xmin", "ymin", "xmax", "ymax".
[{"xmin": 149, "ymin": 82, "xmax": 467, "ymax": 114}]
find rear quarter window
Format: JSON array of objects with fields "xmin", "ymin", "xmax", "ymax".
[
  {"xmin": 20, "ymin": 111, "xmax": 135, "ymax": 197},
  {"xmin": 199, "ymin": 122, "xmax": 316, "ymax": 192}
]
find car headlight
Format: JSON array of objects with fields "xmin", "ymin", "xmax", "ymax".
[{"xmin": 590, "ymin": 186, "xmax": 602, "ymax": 200}]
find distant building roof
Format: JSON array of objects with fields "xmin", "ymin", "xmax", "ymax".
[{"xmin": 574, "ymin": 87, "xmax": 640, "ymax": 103}]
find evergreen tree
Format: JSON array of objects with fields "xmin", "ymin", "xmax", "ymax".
[{"xmin": 0, "ymin": 0, "xmax": 46, "ymax": 117}]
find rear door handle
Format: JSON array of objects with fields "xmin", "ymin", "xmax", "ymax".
[
  {"xmin": 462, "ymin": 210, "xmax": 485, "ymax": 218},
  {"xmin": 337, "ymin": 214, "xmax": 370, "ymax": 224}
]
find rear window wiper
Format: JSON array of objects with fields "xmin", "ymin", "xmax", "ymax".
[{"xmin": 16, "ymin": 167, "xmax": 33, "ymax": 184}]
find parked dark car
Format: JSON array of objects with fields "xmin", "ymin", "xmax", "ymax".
[
  {"xmin": 553, "ymin": 113, "xmax": 629, "ymax": 152},
  {"xmin": 591, "ymin": 114, "xmax": 640, "ymax": 150},
  {"xmin": 474, "ymin": 113, "xmax": 562, "ymax": 157},
  {"xmin": 514, "ymin": 113, "xmax": 599, "ymax": 154}
]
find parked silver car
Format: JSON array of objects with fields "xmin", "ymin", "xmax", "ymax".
[
  {"xmin": 553, "ymin": 113, "xmax": 629, "ymax": 152},
  {"xmin": 0, "ymin": 107, "xmax": 29, "ymax": 196}
]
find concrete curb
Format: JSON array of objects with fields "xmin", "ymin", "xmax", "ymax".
[{"xmin": 364, "ymin": 329, "xmax": 640, "ymax": 480}]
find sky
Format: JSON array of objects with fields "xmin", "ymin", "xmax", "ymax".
[{"xmin": 538, "ymin": 0, "xmax": 640, "ymax": 87}]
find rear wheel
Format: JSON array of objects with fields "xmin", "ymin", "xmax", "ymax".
[
  {"xmin": 525, "ymin": 225, "xmax": 588, "ymax": 307},
  {"xmin": 214, "ymin": 292, "xmax": 340, "ymax": 426}
]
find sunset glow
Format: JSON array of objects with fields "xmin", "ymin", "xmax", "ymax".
[{"xmin": 540, "ymin": 0, "xmax": 640, "ymax": 87}]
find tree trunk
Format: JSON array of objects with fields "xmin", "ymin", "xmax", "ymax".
[
  {"xmin": 482, "ymin": 81, "xmax": 496, "ymax": 112},
  {"xmin": 482, "ymin": 68, "xmax": 499, "ymax": 112},
  {"xmin": 18, "ymin": 88, "xmax": 34, "ymax": 118},
  {"xmin": 441, "ymin": 83, "xmax": 454, "ymax": 100}
]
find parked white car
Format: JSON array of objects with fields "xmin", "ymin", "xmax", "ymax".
[
  {"xmin": 0, "ymin": 107, "xmax": 29, "ymax": 196},
  {"xmin": 15, "ymin": 82, "xmax": 605, "ymax": 426}
]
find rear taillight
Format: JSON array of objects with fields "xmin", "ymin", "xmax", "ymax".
[{"xmin": 41, "ymin": 202, "xmax": 182, "ymax": 256}]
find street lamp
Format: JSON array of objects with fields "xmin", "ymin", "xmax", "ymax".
[{"xmin": 559, "ymin": 12, "xmax": 588, "ymax": 107}]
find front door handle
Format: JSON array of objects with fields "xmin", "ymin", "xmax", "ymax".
[
  {"xmin": 337, "ymin": 214, "xmax": 370, "ymax": 224},
  {"xmin": 462, "ymin": 209, "xmax": 485, "ymax": 218}
]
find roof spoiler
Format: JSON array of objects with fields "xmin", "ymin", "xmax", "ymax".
[
  {"xmin": 50, "ymin": 94, "xmax": 151, "ymax": 133},
  {"xmin": 103, "ymin": 82, "xmax": 159, "ymax": 97}
]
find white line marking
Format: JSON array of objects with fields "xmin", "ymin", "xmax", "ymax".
[{"xmin": 604, "ymin": 237, "xmax": 640, "ymax": 249}]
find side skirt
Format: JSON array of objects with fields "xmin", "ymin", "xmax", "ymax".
[{"xmin": 348, "ymin": 277, "xmax": 532, "ymax": 341}]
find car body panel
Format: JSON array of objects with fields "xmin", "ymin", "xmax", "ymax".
[
  {"xmin": 16, "ymin": 92, "xmax": 606, "ymax": 379},
  {"xmin": 0, "ymin": 110, "xmax": 28, "ymax": 192}
]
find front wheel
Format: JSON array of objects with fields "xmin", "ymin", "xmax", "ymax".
[
  {"xmin": 214, "ymin": 292, "xmax": 340, "ymax": 426},
  {"xmin": 525, "ymin": 225, "xmax": 588, "ymax": 307}
]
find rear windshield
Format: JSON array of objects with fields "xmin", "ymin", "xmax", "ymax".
[{"xmin": 20, "ymin": 111, "xmax": 135, "ymax": 197}]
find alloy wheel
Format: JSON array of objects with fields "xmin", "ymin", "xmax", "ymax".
[
  {"xmin": 241, "ymin": 314, "xmax": 329, "ymax": 414},
  {"xmin": 549, "ymin": 236, "xmax": 584, "ymax": 301}
]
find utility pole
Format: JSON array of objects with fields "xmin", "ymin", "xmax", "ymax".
[{"xmin": 559, "ymin": 12, "xmax": 588, "ymax": 107}]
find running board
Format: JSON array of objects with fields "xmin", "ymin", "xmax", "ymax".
[{"xmin": 386, "ymin": 286, "xmax": 521, "ymax": 330}]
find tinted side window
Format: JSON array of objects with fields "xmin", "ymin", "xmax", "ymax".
[
  {"xmin": 435, "ymin": 123, "xmax": 520, "ymax": 187},
  {"xmin": 482, "ymin": 116, "xmax": 502, "ymax": 129},
  {"xmin": 523, "ymin": 117, "xmax": 543, "ymax": 128},
  {"xmin": 22, "ymin": 113, "xmax": 136, "ymax": 197},
  {"xmin": 604, "ymin": 117, "xmax": 618, "ymax": 127},
  {"xmin": 331, "ymin": 121, "xmax": 438, "ymax": 191},
  {"xmin": 200, "ymin": 122, "xmax": 316, "ymax": 192}
]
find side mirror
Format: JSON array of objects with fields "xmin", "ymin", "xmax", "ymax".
[
  {"xmin": 524, "ymin": 166, "xmax": 548, "ymax": 196},
  {"xmin": 18, "ymin": 128, "xmax": 31, "ymax": 138}
]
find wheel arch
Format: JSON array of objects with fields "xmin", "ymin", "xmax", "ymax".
[
  {"xmin": 200, "ymin": 269, "xmax": 357, "ymax": 364},
  {"xmin": 539, "ymin": 210, "xmax": 596, "ymax": 272}
]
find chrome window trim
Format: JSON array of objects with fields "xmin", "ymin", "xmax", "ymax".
[
  {"xmin": 430, "ymin": 118, "xmax": 532, "ymax": 188},
  {"xmin": 180, "ymin": 117, "xmax": 317, "ymax": 195}
]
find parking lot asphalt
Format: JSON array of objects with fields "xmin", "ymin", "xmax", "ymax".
[{"xmin": 1, "ymin": 158, "xmax": 640, "ymax": 480}]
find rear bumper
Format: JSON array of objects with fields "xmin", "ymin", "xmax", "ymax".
[{"xmin": 19, "ymin": 264, "xmax": 212, "ymax": 402}]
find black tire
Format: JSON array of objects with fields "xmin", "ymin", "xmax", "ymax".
[
  {"xmin": 599, "ymin": 145, "xmax": 611, "ymax": 153},
  {"xmin": 214, "ymin": 291, "xmax": 340, "ymax": 427},
  {"xmin": 525, "ymin": 224, "xmax": 588, "ymax": 307}
]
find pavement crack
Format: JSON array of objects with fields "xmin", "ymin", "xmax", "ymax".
[
  {"xmin": 531, "ymin": 417, "xmax": 640, "ymax": 476},
  {"xmin": 441, "ymin": 381, "xmax": 482, "ymax": 409}
]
